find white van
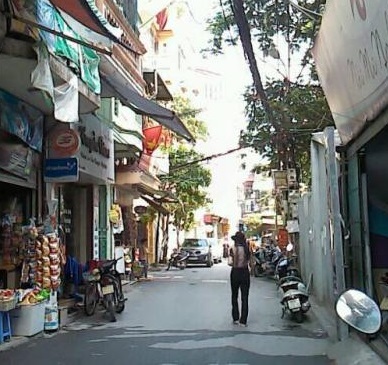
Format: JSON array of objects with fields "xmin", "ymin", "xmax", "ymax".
[{"xmin": 208, "ymin": 238, "xmax": 223, "ymax": 264}]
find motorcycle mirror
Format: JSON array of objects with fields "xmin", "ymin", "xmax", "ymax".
[
  {"xmin": 335, "ymin": 289, "xmax": 382, "ymax": 334},
  {"xmin": 286, "ymin": 243, "xmax": 294, "ymax": 252}
]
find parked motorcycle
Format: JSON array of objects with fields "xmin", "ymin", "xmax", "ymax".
[
  {"xmin": 84, "ymin": 257, "xmax": 126, "ymax": 322},
  {"xmin": 253, "ymin": 244, "xmax": 282, "ymax": 278},
  {"xmin": 336, "ymin": 288, "xmax": 381, "ymax": 335},
  {"xmin": 166, "ymin": 249, "xmax": 189, "ymax": 270},
  {"xmin": 279, "ymin": 275, "xmax": 311, "ymax": 323},
  {"xmin": 275, "ymin": 255, "xmax": 300, "ymax": 280}
]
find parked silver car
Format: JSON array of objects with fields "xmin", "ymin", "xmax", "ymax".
[{"xmin": 181, "ymin": 238, "xmax": 213, "ymax": 267}]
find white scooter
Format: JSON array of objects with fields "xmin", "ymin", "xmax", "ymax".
[{"xmin": 279, "ymin": 274, "xmax": 311, "ymax": 323}]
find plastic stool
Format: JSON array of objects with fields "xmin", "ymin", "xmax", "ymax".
[{"xmin": 0, "ymin": 311, "xmax": 12, "ymax": 343}]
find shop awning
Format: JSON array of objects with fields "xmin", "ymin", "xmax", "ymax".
[
  {"xmin": 49, "ymin": 0, "xmax": 144, "ymax": 54},
  {"xmin": 141, "ymin": 195, "xmax": 170, "ymax": 215},
  {"xmin": 136, "ymin": 184, "xmax": 178, "ymax": 203},
  {"xmin": 143, "ymin": 70, "xmax": 173, "ymax": 102},
  {"xmin": 99, "ymin": 56, "xmax": 194, "ymax": 142}
]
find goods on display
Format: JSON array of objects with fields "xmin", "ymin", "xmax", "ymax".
[
  {"xmin": 1, "ymin": 214, "xmax": 24, "ymax": 267},
  {"xmin": 0, "ymin": 287, "xmax": 50, "ymax": 311},
  {"xmin": 0, "ymin": 288, "xmax": 17, "ymax": 311},
  {"xmin": 20, "ymin": 222, "xmax": 62, "ymax": 290}
]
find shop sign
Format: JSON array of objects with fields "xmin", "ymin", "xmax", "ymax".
[
  {"xmin": 272, "ymin": 170, "xmax": 288, "ymax": 190},
  {"xmin": 76, "ymin": 115, "xmax": 114, "ymax": 183},
  {"xmin": 311, "ymin": 2, "xmax": 388, "ymax": 144},
  {"xmin": 44, "ymin": 157, "xmax": 79, "ymax": 182},
  {"xmin": 93, "ymin": 206, "xmax": 99, "ymax": 260},
  {"xmin": 0, "ymin": 142, "xmax": 34, "ymax": 179},
  {"xmin": 50, "ymin": 129, "xmax": 80, "ymax": 157},
  {"xmin": 0, "ymin": 89, "xmax": 43, "ymax": 151},
  {"xmin": 287, "ymin": 220, "xmax": 299, "ymax": 233}
]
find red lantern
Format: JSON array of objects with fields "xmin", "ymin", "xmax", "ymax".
[
  {"xmin": 143, "ymin": 125, "xmax": 162, "ymax": 155},
  {"xmin": 159, "ymin": 128, "xmax": 172, "ymax": 148}
]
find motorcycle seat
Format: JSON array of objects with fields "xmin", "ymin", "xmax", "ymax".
[{"xmin": 282, "ymin": 288, "xmax": 308, "ymax": 300}]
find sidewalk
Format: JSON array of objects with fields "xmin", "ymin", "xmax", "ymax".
[{"xmin": 310, "ymin": 295, "xmax": 388, "ymax": 364}]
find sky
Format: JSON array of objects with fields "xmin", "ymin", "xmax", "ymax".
[{"xmin": 181, "ymin": 1, "xmax": 257, "ymax": 230}]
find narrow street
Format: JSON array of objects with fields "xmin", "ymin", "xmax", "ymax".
[{"xmin": 0, "ymin": 261, "xmax": 334, "ymax": 365}]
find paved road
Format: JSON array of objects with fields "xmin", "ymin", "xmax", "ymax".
[{"xmin": 0, "ymin": 261, "xmax": 334, "ymax": 364}]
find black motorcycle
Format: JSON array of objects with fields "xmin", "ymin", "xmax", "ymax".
[
  {"xmin": 166, "ymin": 249, "xmax": 189, "ymax": 270},
  {"xmin": 275, "ymin": 254, "xmax": 300, "ymax": 280},
  {"xmin": 253, "ymin": 245, "xmax": 282, "ymax": 278},
  {"xmin": 84, "ymin": 257, "xmax": 126, "ymax": 322}
]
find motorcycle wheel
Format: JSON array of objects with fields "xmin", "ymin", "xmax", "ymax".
[
  {"xmin": 113, "ymin": 280, "xmax": 125, "ymax": 313},
  {"xmin": 178, "ymin": 261, "xmax": 186, "ymax": 270},
  {"xmin": 84, "ymin": 281, "xmax": 98, "ymax": 316},
  {"xmin": 105, "ymin": 293, "xmax": 116, "ymax": 322},
  {"xmin": 253, "ymin": 265, "xmax": 263, "ymax": 277},
  {"xmin": 294, "ymin": 311, "xmax": 304, "ymax": 323}
]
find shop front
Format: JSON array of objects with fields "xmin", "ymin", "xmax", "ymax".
[
  {"xmin": 0, "ymin": 89, "xmax": 56, "ymax": 339},
  {"xmin": 312, "ymin": 0, "xmax": 388, "ymax": 347},
  {"xmin": 0, "ymin": 89, "xmax": 44, "ymax": 290},
  {"xmin": 45, "ymin": 114, "xmax": 115, "ymax": 286},
  {"xmin": 114, "ymin": 152, "xmax": 166, "ymax": 267}
]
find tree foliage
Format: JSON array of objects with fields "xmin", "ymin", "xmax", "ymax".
[
  {"xmin": 204, "ymin": 0, "xmax": 325, "ymax": 80},
  {"xmin": 242, "ymin": 213, "xmax": 262, "ymax": 238},
  {"xmin": 160, "ymin": 96, "xmax": 211, "ymax": 233},
  {"xmin": 242, "ymin": 80, "xmax": 333, "ymax": 183},
  {"xmin": 203, "ymin": 0, "xmax": 333, "ymax": 184},
  {"xmin": 169, "ymin": 95, "xmax": 208, "ymax": 142}
]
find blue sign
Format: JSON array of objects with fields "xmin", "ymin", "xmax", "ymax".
[{"xmin": 44, "ymin": 158, "xmax": 79, "ymax": 182}]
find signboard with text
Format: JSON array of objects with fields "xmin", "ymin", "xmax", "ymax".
[
  {"xmin": 44, "ymin": 158, "xmax": 79, "ymax": 182},
  {"xmin": 312, "ymin": 2, "xmax": 388, "ymax": 144},
  {"xmin": 47, "ymin": 115, "xmax": 114, "ymax": 184}
]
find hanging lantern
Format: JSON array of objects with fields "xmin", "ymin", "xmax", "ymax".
[
  {"xmin": 159, "ymin": 128, "xmax": 172, "ymax": 148},
  {"xmin": 142, "ymin": 125, "xmax": 163, "ymax": 155}
]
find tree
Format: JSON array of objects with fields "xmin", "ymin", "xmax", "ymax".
[
  {"xmin": 242, "ymin": 80, "xmax": 333, "ymax": 184},
  {"xmin": 242, "ymin": 213, "xmax": 262, "ymax": 238},
  {"xmin": 203, "ymin": 0, "xmax": 333, "ymax": 184},
  {"xmin": 160, "ymin": 96, "xmax": 212, "ymax": 247}
]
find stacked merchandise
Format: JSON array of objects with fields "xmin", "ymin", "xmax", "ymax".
[
  {"xmin": 20, "ymin": 224, "xmax": 39, "ymax": 286},
  {"xmin": 0, "ymin": 215, "xmax": 23, "ymax": 267},
  {"xmin": 1, "ymin": 217, "xmax": 12, "ymax": 266},
  {"xmin": 16, "ymin": 223, "xmax": 62, "ymax": 335},
  {"xmin": 21, "ymin": 228, "xmax": 61, "ymax": 290}
]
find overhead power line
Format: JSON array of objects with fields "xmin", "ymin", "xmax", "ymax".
[{"xmin": 169, "ymin": 145, "xmax": 248, "ymax": 171}]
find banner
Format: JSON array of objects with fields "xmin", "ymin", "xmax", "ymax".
[
  {"xmin": 143, "ymin": 125, "xmax": 162, "ymax": 155},
  {"xmin": 0, "ymin": 142, "xmax": 34, "ymax": 179},
  {"xmin": 0, "ymin": 89, "xmax": 43, "ymax": 151}
]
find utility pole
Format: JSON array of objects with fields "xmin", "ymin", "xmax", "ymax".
[{"xmin": 325, "ymin": 127, "xmax": 347, "ymax": 341}]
